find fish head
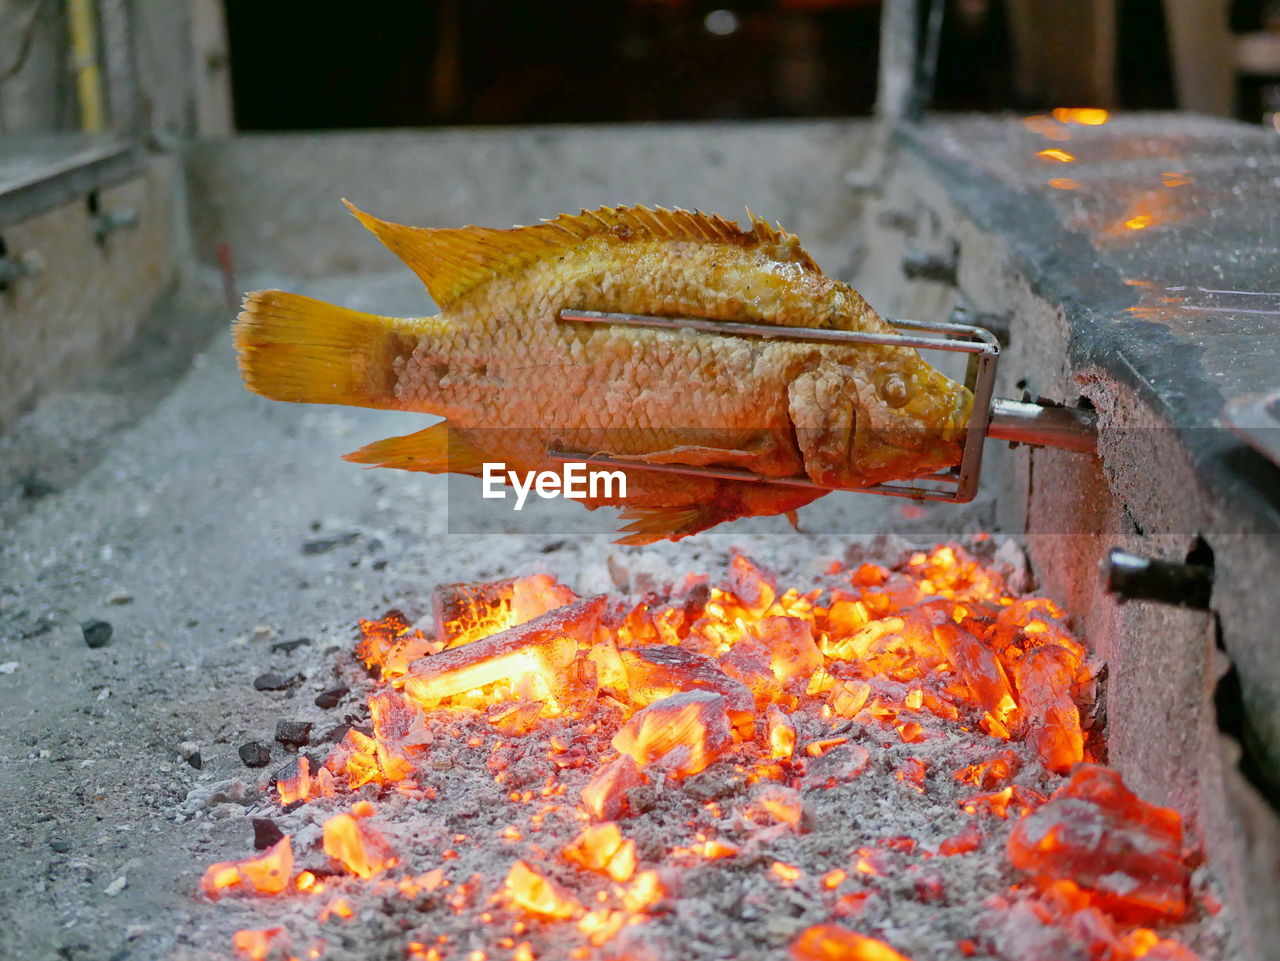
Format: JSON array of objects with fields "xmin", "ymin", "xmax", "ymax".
[
  {"xmin": 849, "ymin": 356, "xmax": 974, "ymax": 485},
  {"xmin": 789, "ymin": 356, "xmax": 973, "ymax": 490}
]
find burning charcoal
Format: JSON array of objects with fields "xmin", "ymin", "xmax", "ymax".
[
  {"xmin": 81, "ymin": 619, "xmax": 113, "ymax": 648},
  {"xmin": 932, "ymin": 621, "xmax": 1018, "ymax": 735},
  {"xmin": 953, "ymin": 750, "xmax": 1021, "ymax": 789},
  {"xmin": 322, "ymin": 804, "xmax": 397, "ymax": 879},
  {"xmin": 913, "ymin": 866, "xmax": 948, "ymax": 903},
  {"xmin": 274, "ymin": 720, "xmax": 314, "ymax": 749},
  {"xmin": 200, "ymin": 836, "xmax": 293, "ymax": 899},
  {"xmin": 939, "ymin": 821, "xmax": 983, "ymax": 856},
  {"xmin": 301, "ymin": 531, "xmax": 360, "ymax": 555},
  {"xmin": 725, "ymin": 553, "xmax": 776, "ymax": 609},
  {"xmin": 503, "ymin": 860, "xmax": 583, "ymax": 919},
  {"xmin": 750, "ymin": 784, "xmax": 809, "ymax": 830},
  {"xmin": 1011, "ymin": 644, "xmax": 1084, "ymax": 773},
  {"xmin": 355, "ymin": 610, "xmax": 434, "ymax": 680},
  {"xmin": 323, "ymin": 723, "xmax": 351, "ymax": 744},
  {"xmin": 233, "ymin": 930, "xmax": 291, "ymax": 960},
  {"xmin": 562, "ymin": 823, "xmax": 637, "ymax": 882},
  {"xmin": 404, "ymin": 596, "xmax": 603, "ymax": 712},
  {"xmin": 767, "ymin": 704, "xmax": 796, "ymax": 759},
  {"xmin": 432, "ymin": 573, "xmax": 577, "ymax": 648},
  {"xmin": 581, "ymin": 755, "xmax": 645, "ymax": 820},
  {"xmin": 749, "ymin": 616, "xmax": 823, "ymax": 696},
  {"xmin": 253, "ymin": 672, "xmax": 297, "ymax": 692},
  {"xmin": 252, "ymin": 818, "xmax": 285, "ymax": 850},
  {"xmin": 790, "ymin": 924, "xmax": 913, "ymax": 961},
  {"xmin": 720, "ymin": 638, "xmax": 786, "ymax": 708},
  {"xmin": 269, "ymin": 637, "xmax": 312, "ymax": 654},
  {"xmin": 277, "ymin": 754, "xmax": 336, "ymax": 804},
  {"xmin": 314, "ymin": 685, "xmax": 350, "ymax": 709},
  {"xmin": 618, "ymin": 646, "xmax": 754, "ymax": 731},
  {"xmin": 612, "ymin": 690, "xmax": 732, "ymax": 778},
  {"xmin": 1006, "ymin": 764, "xmax": 1188, "ymax": 922},
  {"xmin": 991, "ymin": 882, "xmax": 1203, "ymax": 961},
  {"xmin": 803, "ymin": 742, "xmax": 871, "ymax": 789},
  {"xmin": 238, "ymin": 741, "xmax": 272, "ymax": 768}
]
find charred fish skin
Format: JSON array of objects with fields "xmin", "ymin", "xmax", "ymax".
[{"xmin": 234, "ymin": 205, "xmax": 972, "ymax": 542}]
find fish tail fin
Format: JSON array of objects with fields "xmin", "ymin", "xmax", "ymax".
[{"xmin": 234, "ymin": 290, "xmax": 430, "ymax": 409}]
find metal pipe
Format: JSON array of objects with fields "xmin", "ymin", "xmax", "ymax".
[
  {"xmin": 67, "ymin": 0, "xmax": 105, "ymax": 133},
  {"xmin": 1101, "ymin": 549, "xmax": 1213, "ymax": 610},
  {"xmin": 876, "ymin": 0, "xmax": 918, "ymax": 122},
  {"xmin": 986, "ymin": 398, "xmax": 1097, "ymax": 454}
]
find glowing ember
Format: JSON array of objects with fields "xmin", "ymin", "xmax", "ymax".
[
  {"xmin": 434, "ymin": 573, "xmax": 578, "ymax": 648},
  {"xmin": 1037, "ymin": 148, "xmax": 1076, "ymax": 163},
  {"xmin": 790, "ymin": 924, "xmax": 915, "ymax": 961},
  {"xmin": 232, "ymin": 927, "xmax": 289, "ymax": 961},
  {"xmin": 1051, "ymin": 106, "xmax": 1110, "ymax": 125},
  {"xmin": 201, "ymin": 836, "xmax": 293, "ymax": 899},
  {"xmin": 611, "ymin": 690, "xmax": 733, "ymax": 778},
  {"xmin": 580, "ymin": 754, "xmax": 645, "ymax": 821},
  {"xmin": 767, "ymin": 704, "xmax": 797, "ymax": 759},
  {"xmin": 1007, "ymin": 765, "xmax": 1188, "ymax": 922},
  {"xmin": 404, "ymin": 596, "xmax": 603, "ymax": 713},
  {"xmin": 322, "ymin": 807, "xmax": 397, "ymax": 879},
  {"xmin": 197, "ymin": 542, "xmax": 1213, "ymax": 961},
  {"xmin": 504, "ymin": 860, "xmax": 583, "ymax": 919},
  {"xmin": 562, "ymin": 823, "xmax": 637, "ymax": 882}
]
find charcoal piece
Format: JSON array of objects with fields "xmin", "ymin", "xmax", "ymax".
[
  {"xmin": 275, "ymin": 720, "xmax": 314, "ymax": 748},
  {"xmin": 49, "ymin": 839, "xmax": 71, "ymax": 853},
  {"xmin": 324, "ymin": 723, "xmax": 352, "ymax": 744},
  {"xmin": 253, "ymin": 672, "xmax": 296, "ymax": 691},
  {"xmin": 185, "ymin": 751, "xmax": 203, "ymax": 770},
  {"xmin": 20, "ymin": 476, "xmax": 57, "ymax": 499},
  {"xmin": 81, "ymin": 619, "xmax": 113, "ymax": 649},
  {"xmin": 270, "ymin": 637, "xmax": 312, "ymax": 654},
  {"xmin": 252, "ymin": 818, "xmax": 286, "ymax": 850},
  {"xmin": 314, "ymin": 686, "xmax": 350, "ymax": 710},
  {"xmin": 238, "ymin": 741, "xmax": 272, "ymax": 768},
  {"xmin": 273, "ymin": 753, "xmax": 325, "ymax": 786},
  {"xmin": 301, "ymin": 532, "xmax": 360, "ymax": 555}
]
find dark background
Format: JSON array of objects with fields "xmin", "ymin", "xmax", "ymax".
[{"xmin": 224, "ymin": 0, "xmax": 1272, "ymax": 130}]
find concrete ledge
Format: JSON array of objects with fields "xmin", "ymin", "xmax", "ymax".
[{"xmin": 0, "ymin": 135, "xmax": 143, "ymax": 230}]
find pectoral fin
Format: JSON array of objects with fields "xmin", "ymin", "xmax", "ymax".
[
  {"xmin": 615, "ymin": 504, "xmax": 722, "ymax": 545},
  {"xmin": 343, "ymin": 421, "xmax": 486, "ymax": 475}
]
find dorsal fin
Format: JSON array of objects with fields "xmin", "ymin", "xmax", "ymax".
[{"xmin": 342, "ymin": 201, "xmax": 821, "ymax": 309}]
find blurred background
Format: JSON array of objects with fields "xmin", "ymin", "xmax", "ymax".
[{"xmin": 1, "ymin": 0, "xmax": 1279, "ymax": 138}]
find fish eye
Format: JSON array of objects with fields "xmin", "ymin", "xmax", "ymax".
[{"xmin": 879, "ymin": 373, "xmax": 909, "ymax": 408}]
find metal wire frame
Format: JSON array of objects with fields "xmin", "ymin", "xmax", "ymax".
[{"xmin": 546, "ymin": 309, "xmax": 1001, "ymax": 504}]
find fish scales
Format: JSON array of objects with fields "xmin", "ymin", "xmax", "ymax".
[{"xmin": 234, "ymin": 204, "xmax": 973, "ymax": 542}]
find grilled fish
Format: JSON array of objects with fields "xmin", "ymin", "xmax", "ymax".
[{"xmin": 234, "ymin": 204, "xmax": 972, "ymax": 543}]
